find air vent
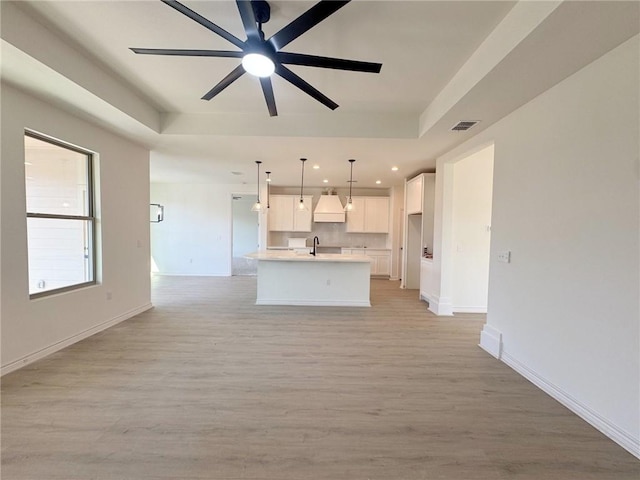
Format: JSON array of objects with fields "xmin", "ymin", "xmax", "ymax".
[{"xmin": 451, "ymin": 121, "xmax": 479, "ymax": 131}]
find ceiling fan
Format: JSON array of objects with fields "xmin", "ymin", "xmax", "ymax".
[{"xmin": 131, "ymin": 0, "xmax": 382, "ymax": 117}]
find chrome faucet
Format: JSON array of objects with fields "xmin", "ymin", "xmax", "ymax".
[{"xmin": 311, "ymin": 236, "xmax": 320, "ymax": 256}]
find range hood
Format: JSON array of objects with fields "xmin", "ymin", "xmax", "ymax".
[{"xmin": 313, "ymin": 192, "xmax": 345, "ymax": 223}]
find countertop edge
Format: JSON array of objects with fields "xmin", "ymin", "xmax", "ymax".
[{"xmin": 247, "ymin": 252, "xmax": 373, "ymax": 263}]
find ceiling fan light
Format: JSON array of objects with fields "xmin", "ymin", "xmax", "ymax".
[{"xmin": 242, "ymin": 53, "xmax": 275, "ymax": 77}]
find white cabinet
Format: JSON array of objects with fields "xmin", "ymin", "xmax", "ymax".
[
  {"xmin": 346, "ymin": 196, "xmax": 390, "ymax": 233},
  {"xmin": 345, "ymin": 197, "xmax": 366, "ymax": 231},
  {"xmin": 366, "ymin": 197, "xmax": 390, "ymax": 233},
  {"xmin": 403, "ymin": 173, "xmax": 436, "ymax": 289},
  {"xmin": 293, "ymin": 196, "xmax": 313, "ymax": 232},
  {"xmin": 269, "ymin": 195, "xmax": 293, "ymax": 232},
  {"xmin": 406, "ymin": 175, "xmax": 423, "ymax": 214},
  {"xmin": 341, "ymin": 248, "xmax": 391, "ymax": 276},
  {"xmin": 420, "ymin": 258, "xmax": 435, "ymax": 303},
  {"xmin": 268, "ymin": 195, "xmax": 313, "ymax": 232},
  {"xmin": 368, "ymin": 250, "xmax": 391, "ymax": 276}
]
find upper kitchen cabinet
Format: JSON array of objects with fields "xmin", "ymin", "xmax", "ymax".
[
  {"xmin": 406, "ymin": 175, "xmax": 424, "ymax": 214},
  {"xmin": 268, "ymin": 195, "xmax": 313, "ymax": 232},
  {"xmin": 346, "ymin": 196, "xmax": 390, "ymax": 233}
]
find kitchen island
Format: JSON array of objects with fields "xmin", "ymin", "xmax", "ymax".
[{"xmin": 246, "ymin": 251, "xmax": 371, "ymax": 307}]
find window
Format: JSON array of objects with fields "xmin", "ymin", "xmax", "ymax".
[{"xmin": 25, "ymin": 131, "xmax": 96, "ymax": 298}]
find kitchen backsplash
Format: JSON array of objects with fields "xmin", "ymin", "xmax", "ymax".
[{"xmin": 269, "ymin": 222, "xmax": 389, "ymax": 249}]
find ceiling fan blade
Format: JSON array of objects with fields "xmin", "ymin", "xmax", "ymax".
[
  {"xmin": 236, "ymin": 0, "xmax": 261, "ymax": 43},
  {"xmin": 130, "ymin": 48, "xmax": 244, "ymax": 58},
  {"xmin": 259, "ymin": 77, "xmax": 278, "ymax": 117},
  {"xmin": 201, "ymin": 65, "xmax": 246, "ymax": 101},
  {"xmin": 161, "ymin": 0, "xmax": 246, "ymax": 50},
  {"xmin": 268, "ymin": 1, "xmax": 350, "ymax": 51},
  {"xmin": 277, "ymin": 52, "xmax": 382, "ymax": 73},
  {"xmin": 275, "ymin": 64, "xmax": 338, "ymax": 111}
]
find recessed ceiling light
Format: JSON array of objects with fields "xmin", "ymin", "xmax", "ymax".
[
  {"xmin": 391, "ymin": 166, "xmax": 399, "ymax": 171},
  {"xmin": 313, "ymin": 165, "xmax": 320, "ymax": 170},
  {"xmin": 323, "ymin": 179, "xmax": 329, "ymax": 183},
  {"xmin": 376, "ymin": 180, "xmax": 381, "ymax": 184}
]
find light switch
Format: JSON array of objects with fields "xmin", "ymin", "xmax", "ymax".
[{"xmin": 497, "ymin": 251, "xmax": 511, "ymax": 263}]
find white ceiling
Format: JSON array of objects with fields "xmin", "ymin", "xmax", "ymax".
[{"xmin": 3, "ymin": 1, "xmax": 639, "ymax": 188}]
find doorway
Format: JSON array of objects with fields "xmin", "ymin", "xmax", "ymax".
[{"xmin": 232, "ymin": 194, "xmax": 259, "ymax": 275}]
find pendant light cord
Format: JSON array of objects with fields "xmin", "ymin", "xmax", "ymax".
[
  {"xmin": 255, "ymin": 160, "xmax": 261, "ymax": 203},
  {"xmin": 300, "ymin": 158, "xmax": 307, "ymax": 202},
  {"xmin": 348, "ymin": 159, "xmax": 355, "ymax": 201},
  {"xmin": 266, "ymin": 171, "xmax": 271, "ymax": 208}
]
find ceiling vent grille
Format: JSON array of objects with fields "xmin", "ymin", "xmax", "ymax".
[{"xmin": 451, "ymin": 121, "xmax": 479, "ymax": 131}]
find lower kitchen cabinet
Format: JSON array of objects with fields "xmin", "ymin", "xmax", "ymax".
[
  {"xmin": 371, "ymin": 252, "xmax": 391, "ymax": 276},
  {"xmin": 420, "ymin": 257, "xmax": 435, "ymax": 304},
  {"xmin": 342, "ymin": 248, "xmax": 391, "ymax": 276}
]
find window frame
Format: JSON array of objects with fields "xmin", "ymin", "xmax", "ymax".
[{"xmin": 25, "ymin": 130, "xmax": 97, "ymax": 299}]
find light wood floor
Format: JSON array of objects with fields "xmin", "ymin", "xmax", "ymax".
[{"xmin": 2, "ymin": 276, "xmax": 638, "ymax": 479}]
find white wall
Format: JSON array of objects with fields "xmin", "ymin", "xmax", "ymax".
[
  {"xmin": 451, "ymin": 146, "xmax": 494, "ymax": 312},
  {"xmin": 433, "ymin": 36, "xmax": 639, "ymax": 456},
  {"xmin": 232, "ymin": 195, "xmax": 259, "ymax": 257},
  {"xmin": 1, "ymin": 83, "xmax": 151, "ymax": 373},
  {"xmin": 150, "ymin": 182, "xmax": 262, "ymax": 276}
]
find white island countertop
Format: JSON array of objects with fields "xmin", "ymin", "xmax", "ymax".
[{"xmin": 247, "ymin": 251, "xmax": 370, "ymax": 263}]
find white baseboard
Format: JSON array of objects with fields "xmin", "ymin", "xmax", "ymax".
[
  {"xmin": 426, "ymin": 294, "xmax": 454, "ymax": 316},
  {"xmin": 479, "ymin": 324, "xmax": 502, "ymax": 358},
  {"xmin": 501, "ymin": 351, "xmax": 640, "ymax": 460},
  {"xmin": 453, "ymin": 305, "xmax": 488, "ymax": 313},
  {"xmin": 1, "ymin": 303, "xmax": 153, "ymax": 376}
]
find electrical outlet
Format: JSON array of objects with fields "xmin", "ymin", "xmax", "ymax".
[
  {"xmin": 497, "ymin": 251, "xmax": 511, "ymax": 263},
  {"xmin": 326, "ymin": 279, "xmax": 331, "ymax": 286},
  {"xmin": 106, "ymin": 291, "xmax": 112, "ymax": 300}
]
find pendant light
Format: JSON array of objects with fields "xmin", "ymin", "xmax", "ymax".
[
  {"xmin": 265, "ymin": 171, "xmax": 271, "ymax": 209},
  {"xmin": 298, "ymin": 158, "xmax": 308, "ymax": 211},
  {"xmin": 251, "ymin": 160, "xmax": 263, "ymax": 212},
  {"xmin": 344, "ymin": 159, "xmax": 356, "ymax": 212}
]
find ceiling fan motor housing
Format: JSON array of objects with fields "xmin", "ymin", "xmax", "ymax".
[{"xmin": 251, "ymin": 0, "xmax": 271, "ymax": 25}]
